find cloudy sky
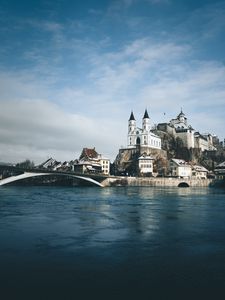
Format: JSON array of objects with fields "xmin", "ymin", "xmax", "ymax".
[{"xmin": 0, "ymin": 0, "xmax": 225, "ymax": 164}]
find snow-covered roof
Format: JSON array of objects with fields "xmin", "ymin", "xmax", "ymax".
[
  {"xmin": 138, "ymin": 154, "xmax": 154, "ymax": 160},
  {"xmin": 216, "ymin": 161, "xmax": 225, "ymax": 168},
  {"xmin": 171, "ymin": 159, "xmax": 189, "ymax": 166},
  {"xmin": 192, "ymin": 165, "xmax": 208, "ymax": 172},
  {"xmin": 149, "ymin": 132, "xmax": 161, "ymax": 138}
]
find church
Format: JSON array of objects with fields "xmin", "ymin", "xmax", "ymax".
[{"xmin": 127, "ymin": 109, "xmax": 161, "ymax": 150}]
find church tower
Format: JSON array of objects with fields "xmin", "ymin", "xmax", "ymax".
[
  {"xmin": 142, "ymin": 109, "xmax": 150, "ymax": 132},
  {"xmin": 128, "ymin": 111, "xmax": 136, "ymax": 147},
  {"xmin": 127, "ymin": 110, "xmax": 161, "ymax": 149},
  {"xmin": 128, "ymin": 111, "xmax": 136, "ymax": 133}
]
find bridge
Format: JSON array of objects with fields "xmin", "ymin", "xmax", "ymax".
[
  {"xmin": 0, "ymin": 165, "xmax": 214, "ymax": 188},
  {"xmin": 0, "ymin": 165, "xmax": 108, "ymax": 187}
]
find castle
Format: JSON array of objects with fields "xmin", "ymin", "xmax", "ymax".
[
  {"xmin": 127, "ymin": 109, "xmax": 161, "ymax": 150},
  {"xmin": 157, "ymin": 109, "xmax": 216, "ymax": 151},
  {"xmin": 114, "ymin": 108, "xmax": 220, "ymax": 176}
]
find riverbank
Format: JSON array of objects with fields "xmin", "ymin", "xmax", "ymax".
[{"xmin": 102, "ymin": 176, "xmax": 213, "ymax": 187}]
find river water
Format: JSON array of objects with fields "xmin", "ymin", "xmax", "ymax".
[{"xmin": 0, "ymin": 186, "xmax": 225, "ymax": 299}]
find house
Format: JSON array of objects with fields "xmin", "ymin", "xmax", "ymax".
[
  {"xmin": 39, "ymin": 158, "xmax": 56, "ymax": 169},
  {"xmin": 73, "ymin": 161, "xmax": 102, "ymax": 174},
  {"xmin": 214, "ymin": 161, "xmax": 225, "ymax": 180},
  {"xmin": 192, "ymin": 165, "xmax": 208, "ymax": 179},
  {"xmin": 79, "ymin": 148, "xmax": 99, "ymax": 161},
  {"xmin": 39, "ymin": 158, "xmax": 61, "ymax": 170},
  {"xmin": 99, "ymin": 157, "xmax": 110, "ymax": 175},
  {"xmin": 138, "ymin": 153, "xmax": 154, "ymax": 176},
  {"xmin": 74, "ymin": 147, "xmax": 110, "ymax": 175},
  {"xmin": 169, "ymin": 159, "xmax": 192, "ymax": 178}
]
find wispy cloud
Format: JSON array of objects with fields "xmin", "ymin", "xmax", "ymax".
[
  {"xmin": 1, "ymin": 35, "xmax": 225, "ymax": 163},
  {"xmin": 0, "ymin": 0, "xmax": 225, "ymax": 163}
]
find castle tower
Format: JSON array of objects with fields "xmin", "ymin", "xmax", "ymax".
[{"xmin": 177, "ymin": 109, "xmax": 186, "ymax": 124}]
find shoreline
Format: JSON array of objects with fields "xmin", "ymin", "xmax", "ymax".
[{"xmin": 102, "ymin": 176, "xmax": 213, "ymax": 187}]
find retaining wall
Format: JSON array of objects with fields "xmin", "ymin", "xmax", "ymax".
[{"xmin": 101, "ymin": 176, "xmax": 213, "ymax": 187}]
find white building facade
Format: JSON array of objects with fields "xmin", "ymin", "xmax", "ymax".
[
  {"xmin": 169, "ymin": 110, "xmax": 195, "ymax": 149},
  {"xmin": 99, "ymin": 157, "xmax": 110, "ymax": 175},
  {"xmin": 127, "ymin": 110, "xmax": 161, "ymax": 150},
  {"xmin": 138, "ymin": 154, "xmax": 154, "ymax": 175},
  {"xmin": 192, "ymin": 165, "xmax": 208, "ymax": 179},
  {"xmin": 158, "ymin": 109, "xmax": 216, "ymax": 151},
  {"xmin": 170, "ymin": 159, "xmax": 192, "ymax": 178}
]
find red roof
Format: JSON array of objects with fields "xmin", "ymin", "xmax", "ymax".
[{"xmin": 79, "ymin": 148, "xmax": 99, "ymax": 160}]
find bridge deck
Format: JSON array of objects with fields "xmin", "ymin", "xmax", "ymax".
[{"xmin": 0, "ymin": 166, "xmax": 106, "ymax": 187}]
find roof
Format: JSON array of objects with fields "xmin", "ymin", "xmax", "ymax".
[
  {"xmin": 143, "ymin": 109, "xmax": 149, "ymax": 119},
  {"xmin": 192, "ymin": 165, "xmax": 208, "ymax": 172},
  {"xmin": 194, "ymin": 132, "xmax": 208, "ymax": 141},
  {"xmin": 100, "ymin": 157, "xmax": 110, "ymax": 161},
  {"xmin": 129, "ymin": 111, "xmax": 135, "ymax": 121},
  {"xmin": 138, "ymin": 154, "xmax": 154, "ymax": 160},
  {"xmin": 216, "ymin": 161, "xmax": 225, "ymax": 168},
  {"xmin": 77, "ymin": 161, "xmax": 101, "ymax": 167},
  {"xmin": 171, "ymin": 158, "xmax": 190, "ymax": 166},
  {"xmin": 177, "ymin": 109, "xmax": 185, "ymax": 118},
  {"xmin": 79, "ymin": 147, "xmax": 99, "ymax": 160}
]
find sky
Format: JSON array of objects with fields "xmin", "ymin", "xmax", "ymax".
[{"xmin": 0, "ymin": 0, "xmax": 225, "ymax": 164}]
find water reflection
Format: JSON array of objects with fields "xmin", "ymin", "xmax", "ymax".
[{"xmin": 1, "ymin": 186, "xmax": 225, "ymax": 298}]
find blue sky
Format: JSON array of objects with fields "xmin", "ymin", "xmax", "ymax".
[{"xmin": 0, "ymin": 0, "xmax": 225, "ymax": 163}]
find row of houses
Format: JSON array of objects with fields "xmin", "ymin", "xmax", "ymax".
[
  {"xmin": 169, "ymin": 159, "xmax": 209, "ymax": 179},
  {"xmin": 38, "ymin": 148, "xmax": 225, "ymax": 181},
  {"xmin": 39, "ymin": 148, "xmax": 111, "ymax": 175},
  {"xmin": 137, "ymin": 155, "xmax": 210, "ymax": 179}
]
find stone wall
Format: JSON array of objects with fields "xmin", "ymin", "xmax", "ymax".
[{"xmin": 102, "ymin": 176, "xmax": 213, "ymax": 187}]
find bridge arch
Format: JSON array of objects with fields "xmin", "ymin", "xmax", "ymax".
[
  {"xmin": 178, "ymin": 182, "xmax": 189, "ymax": 187},
  {"xmin": 0, "ymin": 172, "xmax": 103, "ymax": 187}
]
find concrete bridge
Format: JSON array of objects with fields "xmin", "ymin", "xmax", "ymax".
[
  {"xmin": 0, "ymin": 165, "xmax": 213, "ymax": 188},
  {"xmin": 0, "ymin": 165, "xmax": 107, "ymax": 187}
]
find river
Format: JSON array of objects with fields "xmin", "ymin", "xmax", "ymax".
[{"xmin": 0, "ymin": 186, "xmax": 225, "ymax": 299}]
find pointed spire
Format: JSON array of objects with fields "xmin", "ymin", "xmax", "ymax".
[
  {"xmin": 178, "ymin": 108, "xmax": 185, "ymax": 118},
  {"xmin": 129, "ymin": 111, "xmax": 135, "ymax": 121},
  {"xmin": 143, "ymin": 109, "xmax": 149, "ymax": 119}
]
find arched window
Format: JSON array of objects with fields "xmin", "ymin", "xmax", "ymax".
[{"xmin": 136, "ymin": 137, "xmax": 141, "ymax": 145}]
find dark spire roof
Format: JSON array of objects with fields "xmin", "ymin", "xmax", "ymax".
[
  {"xmin": 177, "ymin": 108, "xmax": 185, "ymax": 118},
  {"xmin": 129, "ymin": 111, "xmax": 135, "ymax": 121},
  {"xmin": 143, "ymin": 109, "xmax": 149, "ymax": 119}
]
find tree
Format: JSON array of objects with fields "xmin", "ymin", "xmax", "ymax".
[{"xmin": 16, "ymin": 159, "xmax": 35, "ymax": 169}]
